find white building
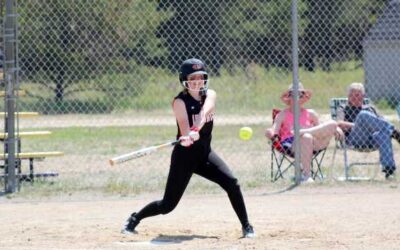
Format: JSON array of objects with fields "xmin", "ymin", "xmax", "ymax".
[{"xmin": 363, "ymin": 0, "xmax": 400, "ymax": 106}]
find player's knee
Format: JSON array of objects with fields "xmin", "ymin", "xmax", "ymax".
[{"xmin": 224, "ymin": 177, "xmax": 241, "ymax": 193}]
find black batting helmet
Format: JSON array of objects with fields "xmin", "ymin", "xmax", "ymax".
[{"xmin": 179, "ymin": 58, "xmax": 209, "ymax": 91}]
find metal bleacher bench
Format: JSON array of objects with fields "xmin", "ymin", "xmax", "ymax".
[
  {"xmin": 0, "ymin": 111, "xmax": 39, "ymax": 118},
  {"xmin": 0, "ymin": 151, "xmax": 64, "ymax": 181},
  {"xmin": 0, "ymin": 130, "xmax": 57, "ymax": 179},
  {"xmin": 0, "ymin": 89, "xmax": 26, "ymax": 97},
  {"xmin": 0, "ymin": 131, "xmax": 52, "ymax": 139},
  {"xmin": 1, "ymin": 89, "xmax": 64, "ymax": 183},
  {"xmin": 0, "ymin": 129, "xmax": 64, "ymax": 182},
  {"xmin": 0, "ymin": 110, "xmax": 64, "ymax": 182}
]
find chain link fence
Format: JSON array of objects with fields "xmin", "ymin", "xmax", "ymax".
[{"xmin": 1, "ymin": 0, "xmax": 400, "ymax": 194}]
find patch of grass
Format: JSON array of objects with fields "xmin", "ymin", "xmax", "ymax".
[
  {"xmin": 4, "ymin": 122, "xmax": 398, "ymax": 198},
  {"xmin": 105, "ymin": 177, "xmax": 139, "ymax": 196}
]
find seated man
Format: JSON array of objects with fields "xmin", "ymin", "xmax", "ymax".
[{"xmin": 337, "ymin": 82, "xmax": 400, "ymax": 178}]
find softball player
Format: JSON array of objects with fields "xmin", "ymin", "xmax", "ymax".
[{"xmin": 122, "ymin": 58, "xmax": 255, "ymax": 238}]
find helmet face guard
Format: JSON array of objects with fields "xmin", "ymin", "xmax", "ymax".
[
  {"xmin": 181, "ymin": 77, "xmax": 209, "ymax": 92},
  {"xmin": 179, "ymin": 58, "xmax": 209, "ymax": 93}
]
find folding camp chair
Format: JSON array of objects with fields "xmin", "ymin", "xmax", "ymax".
[
  {"xmin": 269, "ymin": 109, "xmax": 327, "ymax": 182},
  {"xmin": 329, "ymin": 97, "xmax": 380, "ymax": 181}
]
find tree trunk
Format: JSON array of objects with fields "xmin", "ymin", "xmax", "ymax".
[{"xmin": 55, "ymin": 71, "xmax": 65, "ymax": 103}]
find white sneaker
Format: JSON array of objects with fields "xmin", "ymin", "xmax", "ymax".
[{"xmin": 301, "ymin": 177, "xmax": 315, "ymax": 184}]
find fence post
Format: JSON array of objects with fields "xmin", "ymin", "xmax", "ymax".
[
  {"xmin": 291, "ymin": 0, "xmax": 301, "ymax": 185},
  {"xmin": 4, "ymin": 0, "xmax": 17, "ymax": 193}
]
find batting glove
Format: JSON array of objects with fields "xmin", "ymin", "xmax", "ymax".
[
  {"xmin": 188, "ymin": 127, "xmax": 200, "ymax": 141},
  {"xmin": 179, "ymin": 135, "xmax": 194, "ymax": 147}
]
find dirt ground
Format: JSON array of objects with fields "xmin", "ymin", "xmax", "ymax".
[{"xmin": 1, "ymin": 184, "xmax": 400, "ymax": 250}]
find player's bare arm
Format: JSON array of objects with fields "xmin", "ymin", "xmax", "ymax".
[
  {"xmin": 173, "ymin": 98, "xmax": 191, "ymax": 136},
  {"xmin": 196, "ymin": 89, "xmax": 216, "ymax": 129}
]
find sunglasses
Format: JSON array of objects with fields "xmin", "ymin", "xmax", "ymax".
[{"xmin": 288, "ymin": 91, "xmax": 305, "ymax": 98}]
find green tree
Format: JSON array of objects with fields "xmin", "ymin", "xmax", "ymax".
[
  {"xmin": 301, "ymin": 0, "xmax": 386, "ymax": 71},
  {"xmin": 158, "ymin": 0, "xmax": 308, "ymax": 72},
  {"xmin": 157, "ymin": 0, "xmax": 224, "ymax": 74},
  {"xmin": 220, "ymin": 0, "xmax": 308, "ymax": 69},
  {"xmin": 18, "ymin": 0, "xmax": 170, "ymax": 106}
]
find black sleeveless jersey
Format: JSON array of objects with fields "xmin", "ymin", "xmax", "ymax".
[{"xmin": 174, "ymin": 91, "xmax": 214, "ymax": 146}]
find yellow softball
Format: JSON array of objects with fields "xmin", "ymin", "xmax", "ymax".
[{"xmin": 239, "ymin": 127, "xmax": 253, "ymax": 140}]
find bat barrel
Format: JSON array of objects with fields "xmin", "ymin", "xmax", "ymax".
[{"xmin": 108, "ymin": 140, "xmax": 180, "ymax": 166}]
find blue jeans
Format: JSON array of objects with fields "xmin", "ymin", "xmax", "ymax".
[{"xmin": 346, "ymin": 111, "xmax": 396, "ymax": 170}]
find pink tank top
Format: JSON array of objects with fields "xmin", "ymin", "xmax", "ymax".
[{"xmin": 279, "ymin": 109, "xmax": 313, "ymax": 141}]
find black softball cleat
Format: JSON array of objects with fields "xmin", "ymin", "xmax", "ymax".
[
  {"xmin": 242, "ymin": 223, "xmax": 256, "ymax": 238},
  {"xmin": 121, "ymin": 213, "xmax": 139, "ymax": 234}
]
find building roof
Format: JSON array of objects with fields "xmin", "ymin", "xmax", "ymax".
[{"xmin": 365, "ymin": 0, "xmax": 400, "ymax": 42}]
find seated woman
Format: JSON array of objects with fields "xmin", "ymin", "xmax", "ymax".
[{"xmin": 265, "ymin": 83, "xmax": 343, "ymax": 182}]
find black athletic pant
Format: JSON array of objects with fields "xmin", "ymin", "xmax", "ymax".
[{"xmin": 134, "ymin": 145, "xmax": 250, "ymax": 227}]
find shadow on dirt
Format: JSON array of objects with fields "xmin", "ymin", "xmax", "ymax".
[
  {"xmin": 151, "ymin": 234, "xmax": 219, "ymax": 244},
  {"xmin": 119, "ymin": 234, "xmax": 219, "ymax": 246}
]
